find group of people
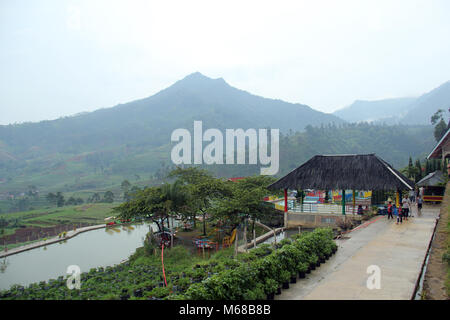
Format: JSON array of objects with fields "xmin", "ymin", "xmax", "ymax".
[{"xmin": 386, "ymin": 193, "xmax": 423, "ymax": 224}]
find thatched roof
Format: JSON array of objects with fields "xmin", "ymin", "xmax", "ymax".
[
  {"xmin": 416, "ymin": 170, "xmax": 446, "ymax": 187},
  {"xmin": 268, "ymin": 154, "xmax": 414, "ymax": 191}
]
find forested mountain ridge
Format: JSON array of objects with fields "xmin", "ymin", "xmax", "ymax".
[
  {"xmin": 0, "ymin": 73, "xmax": 436, "ymax": 210},
  {"xmin": 333, "ymin": 80, "xmax": 450, "ymax": 124},
  {"xmin": 333, "ymin": 97, "xmax": 416, "ymax": 123},
  {"xmin": 0, "ymin": 72, "xmax": 343, "ymax": 157}
]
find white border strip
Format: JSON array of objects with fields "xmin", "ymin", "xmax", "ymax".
[{"xmin": 384, "ymin": 164, "xmax": 413, "ymax": 190}]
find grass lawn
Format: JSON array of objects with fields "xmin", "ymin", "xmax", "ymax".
[
  {"xmin": 0, "ymin": 203, "xmax": 117, "ymax": 228},
  {"xmin": 0, "ymin": 203, "xmax": 117, "ymax": 249}
]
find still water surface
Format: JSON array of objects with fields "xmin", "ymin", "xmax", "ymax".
[{"xmin": 0, "ymin": 222, "xmax": 155, "ymax": 290}]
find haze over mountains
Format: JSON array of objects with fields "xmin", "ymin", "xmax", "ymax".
[
  {"xmin": 0, "ymin": 72, "xmax": 438, "ymax": 202},
  {"xmin": 0, "ymin": 72, "xmax": 343, "ymax": 155},
  {"xmin": 333, "ymin": 81, "xmax": 450, "ymax": 124}
]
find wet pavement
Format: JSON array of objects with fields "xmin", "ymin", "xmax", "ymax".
[{"xmin": 276, "ymin": 205, "xmax": 439, "ymax": 300}]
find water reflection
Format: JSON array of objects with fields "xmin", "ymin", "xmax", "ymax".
[
  {"xmin": 0, "ymin": 258, "xmax": 8, "ymax": 273},
  {"xmin": 0, "ymin": 222, "xmax": 153, "ymax": 290}
]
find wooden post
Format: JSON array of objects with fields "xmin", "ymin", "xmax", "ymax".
[
  {"xmin": 353, "ymin": 190, "xmax": 356, "ymax": 215},
  {"xmin": 396, "ymin": 190, "xmax": 400, "ymax": 207},
  {"xmin": 234, "ymin": 228, "xmax": 238, "ymax": 259},
  {"xmin": 284, "ymin": 189, "xmax": 288, "ymax": 212},
  {"xmin": 342, "ymin": 190, "xmax": 346, "ymax": 215},
  {"xmin": 298, "ymin": 226, "xmax": 301, "ymax": 234}
]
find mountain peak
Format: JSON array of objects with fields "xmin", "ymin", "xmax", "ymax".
[
  {"xmin": 169, "ymin": 72, "xmax": 230, "ymax": 91},
  {"xmin": 183, "ymin": 71, "xmax": 210, "ymax": 80}
]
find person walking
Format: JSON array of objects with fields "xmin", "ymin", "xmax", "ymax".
[
  {"xmin": 387, "ymin": 201, "xmax": 394, "ymax": 220},
  {"xmin": 409, "ymin": 189, "xmax": 415, "ymax": 203},
  {"xmin": 417, "ymin": 196, "xmax": 423, "ymax": 216},
  {"xmin": 396, "ymin": 203, "xmax": 403, "ymax": 224},
  {"xmin": 402, "ymin": 196, "xmax": 410, "ymax": 220}
]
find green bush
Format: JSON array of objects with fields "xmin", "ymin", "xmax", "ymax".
[
  {"xmin": 182, "ymin": 228, "xmax": 337, "ymax": 300},
  {"xmin": 0, "ymin": 228, "xmax": 337, "ymax": 300}
]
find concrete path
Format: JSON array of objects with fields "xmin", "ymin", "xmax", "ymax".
[
  {"xmin": 276, "ymin": 205, "xmax": 439, "ymax": 300},
  {"xmin": 0, "ymin": 224, "xmax": 106, "ymax": 258}
]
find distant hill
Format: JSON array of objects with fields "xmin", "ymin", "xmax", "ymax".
[
  {"xmin": 401, "ymin": 81, "xmax": 450, "ymax": 125},
  {"xmin": 333, "ymin": 97, "xmax": 416, "ymax": 123},
  {"xmin": 333, "ymin": 80, "xmax": 450, "ymax": 125},
  {"xmin": 0, "ymin": 73, "xmax": 437, "ymax": 210},
  {"xmin": 0, "ymin": 72, "xmax": 344, "ymax": 157}
]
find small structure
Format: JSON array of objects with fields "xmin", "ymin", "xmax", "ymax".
[
  {"xmin": 268, "ymin": 154, "xmax": 414, "ymax": 227},
  {"xmin": 416, "ymin": 170, "xmax": 446, "ymax": 203},
  {"xmin": 427, "ymin": 127, "xmax": 450, "ymax": 176}
]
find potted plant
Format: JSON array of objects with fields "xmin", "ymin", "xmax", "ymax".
[
  {"xmin": 297, "ymin": 262, "xmax": 308, "ymax": 279},
  {"xmin": 279, "ymin": 270, "xmax": 291, "ymax": 289},
  {"xmin": 264, "ymin": 278, "xmax": 278, "ymax": 300},
  {"xmin": 290, "ymin": 272, "xmax": 297, "ymax": 284},
  {"xmin": 310, "ymin": 254, "xmax": 318, "ymax": 270}
]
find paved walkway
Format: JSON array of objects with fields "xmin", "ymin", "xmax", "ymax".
[
  {"xmin": 0, "ymin": 224, "xmax": 106, "ymax": 258},
  {"xmin": 277, "ymin": 205, "xmax": 439, "ymax": 300}
]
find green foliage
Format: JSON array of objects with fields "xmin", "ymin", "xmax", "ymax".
[
  {"xmin": 184, "ymin": 228, "xmax": 337, "ymax": 300},
  {"xmin": 103, "ymin": 191, "xmax": 114, "ymax": 203},
  {"xmin": 431, "ymin": 109, "xmax": 448, "ymax": 142},
  {"xmin": 0, "ymin": 228, "xmax": 337, "ymax": 300}
]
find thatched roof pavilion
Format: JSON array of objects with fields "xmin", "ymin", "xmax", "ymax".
[{"xmin": 269, "ymin": 154, "xmax": 414, "ymax": 191}]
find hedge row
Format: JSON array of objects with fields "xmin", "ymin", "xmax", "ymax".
[{"xmin": 183, "ymin": 228, "xmax": 338, "ymax": 300}]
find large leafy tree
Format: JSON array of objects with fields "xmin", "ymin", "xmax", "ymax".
[
  {"xmin": 211, "ymin": 175, "xmax": 279, "ymax": 240},
  {"xmin": 113, "ymin": 181, "xmax": 188, "ymax": 233},
  {"xmin": 168, "ymin": 167, "xmax": 232, "ymax": 236}
]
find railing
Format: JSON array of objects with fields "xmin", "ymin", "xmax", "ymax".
[
  {"xmin": 270, "ymin": 198, "xmax": 371, "ymax": 215},
  {"xmin": 291, "ymin": 202, "xmax": 369, "ymax": 215}
]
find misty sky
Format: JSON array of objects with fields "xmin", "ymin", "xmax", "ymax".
[{"xmin": 1, "ymin": 0, "xmax": 450, "ymax": 125}]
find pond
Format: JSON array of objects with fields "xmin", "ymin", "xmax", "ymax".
[{"xmin": 0, "ymin": 222, "xmax": 159, "ymax": 291}]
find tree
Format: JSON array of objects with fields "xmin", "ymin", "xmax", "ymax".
[
  {"xmin": 425, "ymin": 160, "xmax": 431, "ymax": 175},
  {"xmin": 434, "ymin": 119, "xmax": 447, "ymax": 142},
  {"xmin": 168, "ymin": 167, "xmax": 232, "ymax": 235},
  {"xmin": 113, "ymin": 182, "xmax": 189, "ymax": 235},
  {"xmin": 46, "ymin": 192, "xmax": 57, "ymax": 206},
  {"xmin": 431, "ymin": 109, "xmax": 448, "ymax": 142},
  {"xmin": 121, "ymin": 180, "xmax": 131, "ymax": 201},
  {"xmin": 103, "ymin": 191, "xmax": 114, "ymax": 203},
  {"xmin": 56, "ymin": 192, "xmax": 65, "ymax": 207},
  {"xmin": 121, "ymin": 180, "xmax": 131, "ymax": 192},
  {"xmin": 65, "ymin": 197, "xmax": 77, "ymax": 206},
  {"xmin": 415, "ymin": 159, "xmax": 423, "ymax": 182},
  {"xmin": 90, "ymin": 193, "xmax": 101, "ymax": 203},
  {"xmin": 210, "ymin": 175, "xmax": 278, "ymax": 247}
]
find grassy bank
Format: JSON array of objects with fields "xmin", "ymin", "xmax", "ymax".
[
  {"xmin": 0, "ymin": 203, "xmax": 116, "ymax": 249},
  {"xmin": 0, "ymin": 228, "xmax": 337, "ymax": 300}
]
